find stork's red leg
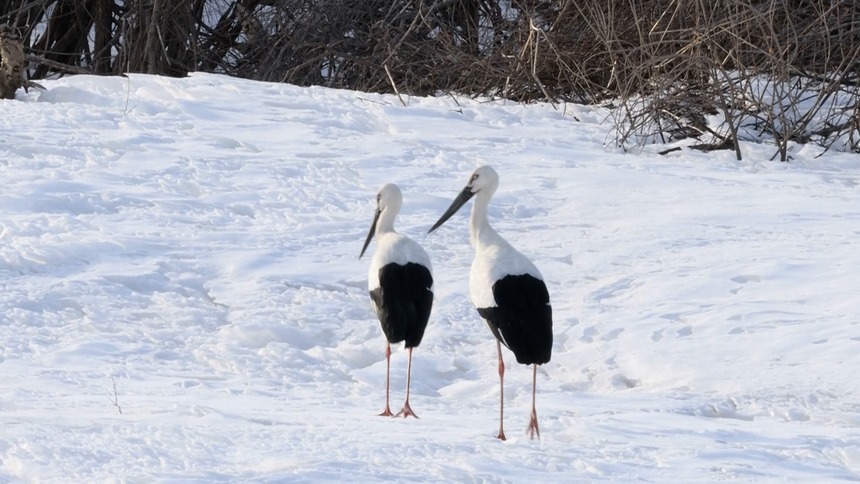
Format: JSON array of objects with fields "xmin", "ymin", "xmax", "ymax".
[
  {"xmin": 396, "ymin": 347, "xmax": 418, "ymax": 418},
  {"xmin": 496, "ymin": 340, "xmax": 507, "ymax": 441},
  {"xmin": 379, "ymin": 343, "xmax": 393, "ymax": 416},
  {"xmin": 526, "ymin": 364, "xmax": 540, "ymax": 439}
]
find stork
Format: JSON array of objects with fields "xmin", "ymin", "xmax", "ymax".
[
  {"xmin": 428, "ymin": 166, "xmax": 552, "ymax": 440},
  {"xmin": 360, "ymin": 183, "xmax": 434, "ymax": 418}
]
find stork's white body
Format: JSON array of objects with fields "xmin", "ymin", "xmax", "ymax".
[
  {"xmin": 368, "ymin": 232, "xmax": 433, "ymax": 296},
  {"xmin": 468, "ymin": 226, "xmax": 543, "ymax": 310}
]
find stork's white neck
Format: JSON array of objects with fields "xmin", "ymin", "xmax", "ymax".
[
  {"xmin": 376, "ymin": 207, "xmax": 397, "ymax": 235},
  {"xmin": 470, "ymin": 190, "xmax": 500, "ymax": 249}
]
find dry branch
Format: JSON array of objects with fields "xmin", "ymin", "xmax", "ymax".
[{"xmin": 1, "ymin": 0, "xmax": 857, "ymax": 154}]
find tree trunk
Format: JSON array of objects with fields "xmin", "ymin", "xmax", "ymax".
[
  {"xmin": 145, "ymin": 0, "xmax": 163, "ymax": 74},
  {"xmin": 93, "ymin": 0, "xmax": 113, "ymax": 73}
]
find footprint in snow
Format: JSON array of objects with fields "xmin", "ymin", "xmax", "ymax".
[
  {"xmin": 730, "ymin": 274, "xmax": 761, "ymax": 294},
  {"xmin": 580, "ymin": 326, "xmax": 599, "ymax": 343},
  {"xmin": 602, "ymin": 327, "xmax": 625, "ymax": 341}
]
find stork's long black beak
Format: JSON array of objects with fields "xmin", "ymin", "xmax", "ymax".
[
  {"xmin": 359, "ymin": 209, "xmax": 380, "ymax": 259},
  {"xmin": 428, "ymin": 186, "xmax": 475, "ymax": 233}
]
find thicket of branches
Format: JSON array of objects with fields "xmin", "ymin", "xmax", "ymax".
[{"xmin": 2, "ymin": 0, "xmax": 859, "ymax": 158}]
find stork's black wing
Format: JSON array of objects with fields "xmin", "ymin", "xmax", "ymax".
[{"xmin": 477, "ymin": 274, "xmax": 552, "ymax": 365}]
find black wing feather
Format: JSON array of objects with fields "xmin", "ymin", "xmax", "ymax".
[
  {"xmin": 477, "ymin": 274, "xmax": 552, "ymax": 365},
  {"xmin": 369, "ymin": 262, "xmax": 433, "ymax": 347}
]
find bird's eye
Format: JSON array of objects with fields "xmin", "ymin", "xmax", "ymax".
[{"xmin": 470, "ymin": 174, "xmax": 478, "ymax": 182}]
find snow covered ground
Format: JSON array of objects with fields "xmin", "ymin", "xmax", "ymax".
[{"xmin": 1, "ymin": 73, "xmax": 858, "ymax": 482}]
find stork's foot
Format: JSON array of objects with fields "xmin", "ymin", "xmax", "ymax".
[
  {"xmin": 378, "ymin": 406, "xmax": 394, "ymax": 417},
  {"xmin": 526, "ymin": 408, "xmax": 540, "ymax": 440},
  {"xmin": 496, "ymin": 430, "xmax": 507, "ymax": 441},
  {"xmin": 395, "ymin": 401, "xmax": 419, "ymax": 418}
]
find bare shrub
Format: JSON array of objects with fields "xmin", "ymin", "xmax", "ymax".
[
  {"xmin": 603, "ymin": 0, "xmax": 860, "ymax": 159},
  {"xmin": 1, "ymin": 0, "xmax": 858, "ymax": 156}
]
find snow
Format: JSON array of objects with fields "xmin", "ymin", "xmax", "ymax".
[{"xmin": 1, "ymin": 72, "xmax": 858, "ymax": 482}]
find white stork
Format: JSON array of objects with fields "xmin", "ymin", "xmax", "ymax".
[
  {"xmin": 360, "ymin": 183, "xmax": 434, "ymax": 418},
  {"xmin": 429, "ymin": 166, "xmax": 552, "ymax": 440}
]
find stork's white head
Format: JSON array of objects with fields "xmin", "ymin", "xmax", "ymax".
[
  {"xmin": 377, "ymin": 183, "xmax": 403, "ymax": 216},
  {"xmin": 428, "ymin": 165, "xmax": 499, "ymax": 234},
  {"xmin": 359, "ymin": 183, "xmax": 403, "ymax": 259},
  {"xmin": 465, "ymin": 165, "xmax": 499, "ymax": 199}
]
